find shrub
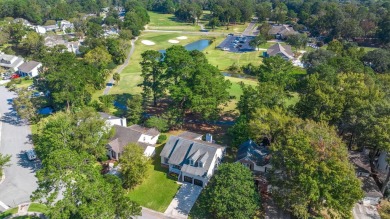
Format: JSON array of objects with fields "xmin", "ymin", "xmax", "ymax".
[
  {"xmin": 145, "ymin": 117, "xmax": 169, "ymax": 132},
  {"xmin": 157, "ymin": 134, "xmax": 167, "ymax": 144}
]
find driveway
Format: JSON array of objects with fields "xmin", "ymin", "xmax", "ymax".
[
  {"xmin": 0, "ymin": 86, "xmax": 39, "ymax": 212},
  {"xmin": 164, "ymin": 183, "xmax": 202, "ymax": 219}
]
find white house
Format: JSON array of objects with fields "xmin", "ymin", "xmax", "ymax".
[
  {"xmin": 60, "ymin": 20, "xmax": 74, "ymax": 33},
  {"xmin": 99, "ymin": 112, "xmax": 127, "ymax": 127},
  {"xmin": 160, "ymin": 132, "xmax": 226, "ymax": 187},
  {"xmin": 0, "ymin": 53, "xmax": 24, "ymax": 72},
  {"xmin": 106, "ymin": 124, "xmax": 160, "ymax": 159},
  {"xmin": 18, "ymin": 61, "xmax": 42, "ymax": 77},
  {"xmin": 34, "ymin": 26, "xmax": 47, "ymax": 34}
]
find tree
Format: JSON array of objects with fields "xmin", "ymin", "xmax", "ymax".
[
  {"xmin": 120, "ymin": 143, "xmax": 149, "ymax": 189},
  {"xmin": 84, "ymin": 46, "xmax": 112, "ymax": 69},
  {"xmin": 257, "ymin": 56, "xmax": 295, "ymax": 90},
  {"xmin": 13, "ymin": 88, "xmax": 37, "ymax": 122},
  {"xmin": 192, "ymin": 163, "xmax": 259, "ymax": 219},
  {"xmin": 228, "ymin": 115, "xmax": 250, "ymax": 147},
  {"xmin": 19, "ymin": 31, "xmax": 44, "ymax": 55},
  {"xmin": 139, "ymin": 50, "xmax": 165, "ymax": 106},
  {"xmin": 268, "ymin": 120, "xmax": 363, "ymax": 218},
  {"xmin": 32, "ymin": 149, "xmax": 141, "ymax": 218},
  {"xmin": 249, "ymin": 35, "xmax": 266, "ymax": 51},
  {"xmin": 126, "ymin": 94, "xmax": 143, "ymax": 125},
  {"xmin": 113, "ymin": 73, "xmax": 120, "ymax": 85},
  {"xmin": 145, "ymin": 116, "xmax": 169, "ymax": 132},
  {"xmin": 119, "ymin": 29, "xmax": 133, "ymax": 40},
  {"xmin": 286, "ymin": 33, "xmax": 308, "ymax": 50},
  {"xmin": 363, "ymin": 49, "xmax": 390, "ymax": 73},
  {"xmin": 208, "ymin": 17, "xmax": 220, "ymax": 30},
  {"xmin": 0, "ymin": 153, "xmax": 11, "ymax": 178}
]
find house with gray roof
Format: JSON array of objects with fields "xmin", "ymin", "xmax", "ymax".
[
  {"xmin": 0, "ymin": 53, "xmax": 24, "ymax": 71},
  {"xmin": 265, "ymin": 43, "xmax": 294, "ymax": 61},
  {"xmin": 160, "ymin": 132, "xmax": 226, "ymax": 187},
  {"xmin": 268, "ymin": 24, "xmax": 298, "ymax": 39},
  {"xmin": 236, "ymin": 140, "xmax": 272, "ymax": 174},
  {"xmin": 18, "ymin": 61, "xmax": 42, "ymax": 77},
  {"xmin": 107, "ymin": 124, "xmax": 160, "ymax": 159}
]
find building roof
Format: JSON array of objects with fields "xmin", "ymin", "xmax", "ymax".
[
  {"xmin": 268, "ymin": 25, "xmax": 298, "ymax": 36},
  {"xmin": 98, "ymin": 112, "xmax": 121, "ymax": 120},
  {"xmin": 18, "ymin": 61, "xmax": 41, "ymax": 73},
  {"xmin": 107, "ymin": 124, "xmax": 159, "ymax": 154},
  {"xmin": 349, "ymin": 151, "xmax": 371, "ymax": 174},
  {"xmin": 0, "ymin": 54, "xmax": 24, "ymax": 69},
  {"xmin": 160, "ymin": 135, "xmax": 225, "ymax": 177},
  {"xmin": 267, "ymin": 43, "xmax": 294, "ymax": 60},
  {"xmin": 236, "ymin": 140, "xmax": 271, "ymax": 166},
  {"xmin": 129, "ymin": 124, "xmax": 160, "ymax": 137},
  {"xmin": 178, "ymin": 131, "xmax": 203, "ymax": 140}
]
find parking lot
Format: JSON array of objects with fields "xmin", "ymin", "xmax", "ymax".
[{"xmin": 216, "ymin": 35, "xmax": 256, "ymax": 53}]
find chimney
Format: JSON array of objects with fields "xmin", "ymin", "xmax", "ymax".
[
  {"xmin": 121, "ymin": 117, "xmax": 127, "ymax": 127},
  {"xmin": 206, "ymin": 133, "xmax": 213, "ymax": 143}
]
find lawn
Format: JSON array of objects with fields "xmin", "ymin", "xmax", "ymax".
[
  {"xmin": 204, "ymin": 36, "xmax": 264, "ymax": 71},
  {"xmin": 0, "ymin": 207, "xmax": 17, "ymax": 219},
  {"xmin": 127, "ymin": 144, "xmax": 180, "ymax": 212},
  {"xmin": 148, "ymin": 11, "xmax": 200, "ymax": 31},
  {"xmin": 28, "ymin": 203, "xmax": 47, "ymax": 213},
  {"xmin": 224, "ymin": 76, "xmax": 258, "ymax": 111}
]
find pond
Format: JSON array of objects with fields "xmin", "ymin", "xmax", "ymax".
[{"xmin": 159, "ymin": 39, "xmax": 211, "ymax": 54}]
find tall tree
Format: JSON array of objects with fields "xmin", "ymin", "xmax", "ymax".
[
  {"xmin": 120, "ymin": 143, "xmax": 149, "ymax": 189},
  {"xmin": 192, "ymin": 163, "xmax": 259, "ymax": 219},
  {"xmin": 126, "ymin": 94, "xmax": 143, "ymax": 125},
  {"xmin": 139, "ymin": 50, "xmax": 165, "ymax": 106},
  {"xmin": 257, "ymin": 56, "xmax": 295, "ymax": 90}
]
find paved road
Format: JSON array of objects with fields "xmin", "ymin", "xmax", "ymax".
[
  {"xmin": 103, "ymin": 38, "xmax": 137, "ymax": 95},
  {"xmin": 136, "ymin": 207, "xmax": 176, "ymax": 219},
  {"xmin": 0, "ymin": 86, "xmax": 38, "ymax": 212},
  {"xmin": 242, "ymin": 21, "xmax": 257, "ymax": 36}
]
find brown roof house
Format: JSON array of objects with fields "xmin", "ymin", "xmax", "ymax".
[
  {"xmin": 160, "ymin": 132, "xmax": 226, "ymax": 187},
  {"xmin": 265, "ymin": 43, "xmax": 295, "ymax": 61},
  {"xmin": 107, "ymin": 125, "xmax": 160, "ymax": 159},
  {"xmin": 268, "ymin": 24, "xmax": 298, "ymax": 39}
]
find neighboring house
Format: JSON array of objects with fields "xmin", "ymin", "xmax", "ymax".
[
  {"xmin": 236, "ymin": 140, "xmax": 271, "ymax": 174},
  {"xmin": 160, "ymin": 132, "xmax": 226, "ymax": 187},
  {"xmin": 65, "ymin": 41, "xmax": 81, "ymax": 54},
  {"xmin": 268, "ymin": 24, "xmax": 298, "ymax": 39},
  {"xmin": 34, "ymin": 26, "xmax": 46, "ymax": 34},
  {"xmin": 349, "ymin": 151, "xmax": 383, "ymax": 206},
  {"xmin": 99, "ymin": 112, "xmax": 127, "ymax": 127},
  {"xmin": 44, "ymin": 35, "xmax": 82, "ymax": 54},
  {"xmin": 14, "ymin": 18, "xmax": 32, "ymax": 27},
  {"xmin": 44, "ymin": 24, "xmax": 59, "ymax": 32},
  {"xmin": 265, "ymin": 43, "xmax": 294, "ymax": 61},
  {"xmin": 107, "ymin": 124, "xmax": 160, "ymax": 159},
  {"xmin": 60, "ymin": 20, "xmax": 74, "ymax": 33},
  {"xmin": 17, "ymin": 61, "xmax": 42, "ymax": 77},
  {"xmin": 0, "ymin": 53, "xmax": 24, "ymax": 72}
]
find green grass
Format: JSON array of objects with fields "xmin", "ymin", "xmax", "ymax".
[
  {"xmin": 224, "ymin": 76, "xmax": 258, "ymax": 111},
  {"xmin": 12, "ymin": 78, "xmax": 33, "ymax": 89},
  {"xmin": 127, "ymin": 144, "xmax": 180, "ymax": 212},
  {"xmin": 28, "ymin": 203, "xmax": 47, "ymax": 213},
  {"xmin": 148, "ymin": 11, "xmax": 200, "ymax": 31},
  {"xmin": 0, "ymin": 207, "xmax": 18, "ymax": 219},
  {"xmin": 204, "ymin": 36, "xmax": 264, "ymax": 71}
]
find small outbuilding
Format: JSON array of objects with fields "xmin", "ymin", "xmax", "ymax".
[{"xmin": 236, "ymin": 140, "xmax": 271, "ymax": 174}]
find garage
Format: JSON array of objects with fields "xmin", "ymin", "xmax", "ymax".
[
  {"xmin": 184, "ymin": 176, "xmax": 193, "ymax": 183},
  {"xmin": 194, "ymin": 179, "xmax": 203, "ymax": 187}
]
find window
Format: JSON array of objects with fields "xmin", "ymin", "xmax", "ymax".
[
  {"xmin": 198, "ymin": 161, "xmax": 203, "ymax": 167},
  {"xmin": 190, "ymin": 159, "xmax": 194, "ymax": 166}
]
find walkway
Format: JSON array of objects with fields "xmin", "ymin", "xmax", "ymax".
[
  {"xmin": 0, "ymin": 86, "xmax": 39, "ymax": 212},
  {"xmin": 103, "ymin": 38, "xmax": 137, "ymax": 95},
  {"xmin": 242, "ymin": 21, "xmax": 257, "ymax": 36}
]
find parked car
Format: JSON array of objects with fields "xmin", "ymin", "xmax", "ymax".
[
  {"xmin": 11, "ymin": 74, "xmax": 20, "ymax": 79},
  {"xmin": 25, "ymin": 149, "xmax": 37, "ymax": 161}
]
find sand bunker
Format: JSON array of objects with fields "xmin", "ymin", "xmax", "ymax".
[
  {"xmin": 176, "ymin": 36, "xmax": 188, "ymax": 40},
  {"xmin": 141, "ymin": 40, "xmax": 155, "ymax": 45},
  {"xmin": 168, "ymin": 39, "xmax": 180, "ymax": 44}
]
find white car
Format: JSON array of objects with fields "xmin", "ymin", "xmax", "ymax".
[{"xmin": 26, "ymin": 149, "xmax": 37, "ymax": 161}]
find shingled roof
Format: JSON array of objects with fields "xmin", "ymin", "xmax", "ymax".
[
  {"xmin": 161, "ymin": 135, "xmax": 225, "ymax": 177},
  {"xmin": 236, "ymin": 140, "xmax": 271, "ymax": 166},
  {"xmin": 18, "ymin": 61, "xmax": 41, "ymax": 73},
  {"xmin": 267, "ymin": 43, "xmax": 294, "ymax": 60}
]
